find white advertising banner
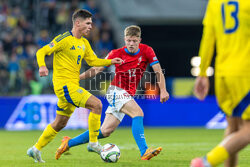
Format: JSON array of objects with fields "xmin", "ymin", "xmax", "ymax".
[{"xmin": 5, "ymin": 95, "xmax": 89, "ymax": 130}]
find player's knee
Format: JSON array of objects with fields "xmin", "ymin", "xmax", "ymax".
[
  {"xmin": 93, "ymin": 100, "xmax": 102, "ymax": 114},
  {"xmin": 101, "ymin": 128, "xmax": 114, "ymax": 137},
  {"xmin": 135, "ymin": 109, "xmax": 144, "ymax": 117},
  {"xmin": 225, "ymin": 125, "xmax": 238, "ymax": 136}
]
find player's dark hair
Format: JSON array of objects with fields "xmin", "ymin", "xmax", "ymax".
[
  {"xmin": 72, "ymin": 9, "xmax": 92, "ymax": 23},
  {"xmin": 124, "ymin": 25, "xmax": 141, "ymax": 37}
]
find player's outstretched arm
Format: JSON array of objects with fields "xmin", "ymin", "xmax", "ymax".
[
  {"xmin": 111, "ymin": 58, "xmax": 123, "ymax": 65},
  {"xmin": 152, "ymin": 63, "xmax": 169, "ymax": 103},
  {"xmin": 80, "ymin": 67, "xmax": 105, "ymax": 80},
  {"xmin": 84, "ymin": 52, "xmax": 122, "ymax": 67},
  {"xmin": 194, "ymin": 76, "xmax": 209, "ymax": 100}
]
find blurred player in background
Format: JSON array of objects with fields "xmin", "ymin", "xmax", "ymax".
[
  {"xmin": 191, "ymin": 0, "xmax": 250, "ymax": 167},
  {"xmin": 56, "ymin": 25, "xmax": 169, "ymax": 160},
  {"xmin": 27, "ymin": 9, "xmax": 122, "ymax": 163}
]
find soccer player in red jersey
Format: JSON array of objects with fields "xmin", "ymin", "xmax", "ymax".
[{"xmin": 56, "ymin": 25, "xmax": 169, "ymax": 160}]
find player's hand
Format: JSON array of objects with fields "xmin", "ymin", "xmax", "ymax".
[
  {"xmin": 111, "ymin": 58, "xmax": 123, "ymax": 65},
  {"xmin": 160, "ymin": 89, "xmax": 169, "ymax": 103},
  {"xmin": 194, "ymin": 76, "xmax": 209, "ymax": 100},
  {"xmin": 39, "ymin": 66, "xmax": 49, "ymax": 77}
]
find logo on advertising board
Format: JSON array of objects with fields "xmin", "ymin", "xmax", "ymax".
[
  {"xmin": 206, "ymin": 112, "xmax": 227, "ymax": 129},
  {"xmin": 5, "ymin": 95, "xmax": 89, "ymax": 130}
]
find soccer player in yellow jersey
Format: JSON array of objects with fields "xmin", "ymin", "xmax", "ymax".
[
  {"xmin": 191, "ymin": 0, "xmax": 250, "ymax": 167},
  {"xmin": 27, "ymin": 9, "xmax": 122, "ymax": 163}
]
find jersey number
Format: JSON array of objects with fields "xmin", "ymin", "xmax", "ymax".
[
  {"xmin": 77, "ymin": 55, "xmax": 81, "ymax": 64},
  {"xmin": 128, "ymin": 69, "xmax": 136, "ymax": 77},
  {"xmin": 221, "ymin": 1, "xmax": 239, "ymax": 34}
]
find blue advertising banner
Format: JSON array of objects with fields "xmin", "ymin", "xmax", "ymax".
[
  {"xmin": 119, "ymin": 96, "xmax": 225, "ymax": 127},
  {"xmin": 0, "ymin": 95, "xmax": 226, "ymax": 130},
  {"xmin": 4, "ymin": 95, "xmax": 89, "ymax": 130}
]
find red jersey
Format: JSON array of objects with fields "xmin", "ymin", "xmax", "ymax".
[{"xmin": 106, "ymin": 43, "xmax": 159, "ymax": 96}]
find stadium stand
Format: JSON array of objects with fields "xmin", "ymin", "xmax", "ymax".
[{"xmin": 0, "ymin": 0, "xmax": 115, "ymax": 96}]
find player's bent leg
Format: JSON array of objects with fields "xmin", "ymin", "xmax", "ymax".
[
  {"xmin": 59, "ymin": 113, "xmax": 120, "ymax": 156},
  {"xmin": 87, "ymin": 114, "xmax": 121, "ymax": 154},
  {"xmin": 28, "ymin": 109, "xmax": 70, "ymax": 162},
  {"xmin": 84, "ymin": 95, "xmax": 102, "ymax": 115},
  {"xmin": 67, "ymin": 129, "xmax": 105, "ymax": 148},
  {"xmin": 191, "ymin": 120, "xmax": 250, "ymax": 167},
  {"xmin": 59, "ymin": 114, "xmax": 120, "ymax": 156},
  {"xmin": 120, "ymin": 99, "xmax": 144, "ymax": 118},
  {"xmin": 190, "ymin": 145, "xmax": 229, "ymax": 167},
  {"xmin": 120, "ymin": 100, "xmax": 151, "ymax": 158},
  {"xmin": 51, "ymin": 114, "xmax": 70, "ymax": 132},
  {"xmin": 100, "ymin": 113, "xmax": 120, "ymax": 137},
  {"xmin": 84, "ymin": 95, "xmax": 103, "ymax": 153},
  {"xmin": 27, "ymin": 125, "xmax": 54, "ymax": 162},
  {"xmin": 224, "ymin": 117, "xmax": 242, "ymax": 167},
  {"xmin": 56, "ymin": 129, "xmax": 106, "ymax": 159},
  {"xmin": 223, "ymin": 120, "xmax": 250, "ymax": 155}
]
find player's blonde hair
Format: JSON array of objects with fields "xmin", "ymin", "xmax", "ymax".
[
  {"xmin": 124, "ymin": 25, "xmax": 141, "ymax": 37},
  {"xmin": 72, "ymin": 9, "xmax": 92, "ymax": 23}
]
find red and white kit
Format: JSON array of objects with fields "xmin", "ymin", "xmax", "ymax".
[{"xmin": 105, "ymin": 44, "xmax": 159, "ymax": 121}]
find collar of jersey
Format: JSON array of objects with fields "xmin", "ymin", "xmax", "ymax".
[
  {"xmin": 124, "ymin": 48, "xmax": 140, "ymax": 56},
  {"xmin": 69, "ymin": 31, "xmax": 86, "ymax": 39}
]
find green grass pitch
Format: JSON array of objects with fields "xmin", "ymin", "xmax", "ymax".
[{"xmin": 0, "ymin": 128, "xmax": 250, "ymax": 167}]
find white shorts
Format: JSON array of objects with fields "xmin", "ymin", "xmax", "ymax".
[{"xmin": 105, "ymin": 85, "xmax": 133, "ymax": 121}]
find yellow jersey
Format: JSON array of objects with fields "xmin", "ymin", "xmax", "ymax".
[
  {"xmin": 199, "ymin": 0, "xmax": 250, "ymax": 77},
  {"xmin": 36, "ymin": 31, "xmax": 112, "ymax": 87}
]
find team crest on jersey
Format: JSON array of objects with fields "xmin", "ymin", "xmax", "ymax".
[
  {"xmin": 49, "ymin": 42, "xmax": 55, "ymax": 48},
  {"xmin": 121, "ymin": 59, "xmax": 126, "ymax": 64},
  {"xmin": 82, "ymin": 45, "xmax": 85, "ymax": 51},
  {"xmin": 137, "ymin": 56, "xmax": 142, "ymax": 65}
]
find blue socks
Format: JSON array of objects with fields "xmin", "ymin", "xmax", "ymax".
[
  {"xmin": 68, "ymin": 129, "xmax": 104, "ymax": 148},
  {"xmin": 68, "ymin": 116, "xmax": 148, "ymax": 157},
  {"xmin": 132, "ymin": 116, "xmax": 148, "ymax": 156}
]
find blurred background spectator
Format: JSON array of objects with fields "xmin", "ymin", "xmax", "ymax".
[
  {"xmin": 0, "ymin": 0, "xmax": 213, "ymax": 98},
  {"xmin": 0, "ymin": 0, "xmax": 116, "ymax": 96}
]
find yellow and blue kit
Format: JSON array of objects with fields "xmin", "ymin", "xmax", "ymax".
[
  {"xmin": 199, "ymin": 0, "xmax": 250, "ymax": 119},
  {"xmin": 36, "ymin": 31, "xmax": 112, "ymax": 116}
]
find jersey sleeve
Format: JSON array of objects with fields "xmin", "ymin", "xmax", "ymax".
[
  {"xmin": 83, "ymin": 39, "xmax": 112, "ymax": 67},
  {"xmin": 199, "ymin": 0, "xmax": 216, "ymax": 76},
  {"xmin": 146, "ymin": 46, "xmax": 159, "ymax": 66},
  {"xmin": 103, "ymin": 50, "xmax": 116, "ymax": 68},
  {"xmin": 202, "ymin": 0, "xmax": 214, "ymax": 26},
  {"xmin": 36, "ymin": 35, "xmax": 65, "ymax": 67}
]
